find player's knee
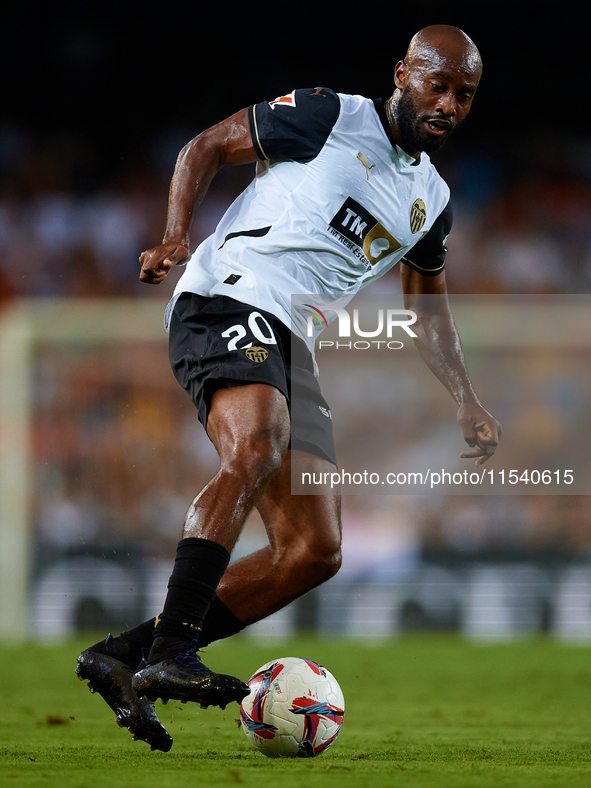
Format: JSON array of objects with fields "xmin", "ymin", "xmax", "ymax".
[
  {"xmin": 295, "ymin": 538, "xmax": 342, "ymax": 586},
  {"xmin": 319, "ymin": 542, "xmax": 342, "ymax": 581},
  {"xmin": 222, "ymin": 427, "xmax": 288, "ymax": 485}
]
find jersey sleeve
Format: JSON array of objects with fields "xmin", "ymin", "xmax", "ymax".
[
  {"xmin": 402, "ymin": 198, "xmax": 453, "ymax": 276},
  {"xmin": 248, "ymin": 87, "xmax": 341, "ymax": 162}
]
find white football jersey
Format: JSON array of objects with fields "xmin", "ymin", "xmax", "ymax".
[{"xmin": 169, "ymin": 89, "xmax": 452, "ymax": 331}]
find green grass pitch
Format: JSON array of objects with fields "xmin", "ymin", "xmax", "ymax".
[{"xmin": 2, "ymin": 634, "xmax": 591, "ymax": 787}]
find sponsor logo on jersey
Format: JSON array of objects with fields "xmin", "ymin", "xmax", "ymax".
[
  {"xmin": 328, "ymin": 197, "xmax": 401, "ymax": 267},
  {"xmin": 410, "ymin": 199, "xmax": 427, "ymax": 233},
  {"xmin": 269, "ymin": 90, "xmax": 296, "ymax": 110},
  {"xmin": 245, "ymin": 346, "xmax": 269, "ymax": 363}
]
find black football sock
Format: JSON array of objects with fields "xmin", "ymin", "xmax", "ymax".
[
  {"xmin": 148, "ymin": 537, "xmax": 230, "ymax": 662},
  {"xmin": 199, "ymin": 596, "xmax": 246, "ymax": 647},
  {"xmin": 114, "ymin": 618, "xmax": 157, "ymax": 666},
  {"xmin": 88, "ymin": 595, "xmax": 245, "ymax": 666},
  {"xmin": 87, "ymin": 618, "xmax": 157, "ymax": 668}
]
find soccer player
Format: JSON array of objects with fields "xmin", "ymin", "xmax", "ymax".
[{"xmin": 76, "ymin": 24, "xmax": 500, "ymax": 751}]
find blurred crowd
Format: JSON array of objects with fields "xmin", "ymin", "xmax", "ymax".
[
  {"xmin": 30, "ymin": 337, "xmax": 591, "ymax": 571},
  {"xmin": 2, "ymin": 123, "xmax": 591, "ymax": 574},
  {"xmin": 1, "ymin": 126, "xmax": 591, "ymax": 304}
]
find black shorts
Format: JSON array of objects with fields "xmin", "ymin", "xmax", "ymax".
[{"xmin": 168, "ymin": 293, "xmax": 336, "ymax": 466}]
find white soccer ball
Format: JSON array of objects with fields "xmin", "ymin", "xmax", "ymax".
[{"xmin": 240, "ymin": 656, "xmax": 345, "ymax": 758}]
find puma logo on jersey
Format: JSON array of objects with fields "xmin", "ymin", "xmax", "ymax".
[
  {"xmin": 309, "ymin": 87, "xmax": 327, "ymax": 97},
  {"xmin": 357, "ymin": 152, "xmax": 376, "ymax": 181}
]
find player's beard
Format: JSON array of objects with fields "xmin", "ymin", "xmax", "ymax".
[{"xmin": 394, "ymin": 84, "xmax": 456, "ymax": 155}]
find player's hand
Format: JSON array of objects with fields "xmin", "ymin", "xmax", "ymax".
[
  {"xmin": 139, "ymin": 242, "xmax": 190, "ymax": 284},
  {"xmin": 457, "ymin": 402, "xmax": 501, "ymax": 466}
]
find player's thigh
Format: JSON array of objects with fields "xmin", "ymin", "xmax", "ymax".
[
  {"xmin": 256, "ymin": 450, "xmax": 342, "ymax": 558},
  {"xmin": 207, "ymin": 382, "xmax": 291, "ymax": 467}
]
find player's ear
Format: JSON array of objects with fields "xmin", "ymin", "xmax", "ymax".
[{"xmin": 394, "ymin": 60, "xmax": 410, "ymax": 90}]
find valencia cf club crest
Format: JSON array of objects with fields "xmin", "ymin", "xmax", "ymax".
[
  {"xmin": 410, "ymin": 199, "xmax": 427, "ymax": 233},
  {"xmin": 245, "ymin": 346, "xmax": 269, "ymax": 363}
]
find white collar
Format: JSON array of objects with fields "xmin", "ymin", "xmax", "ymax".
[{"xmin": 395, "ymin": 144, "xmax": 423, "ymax": 167}]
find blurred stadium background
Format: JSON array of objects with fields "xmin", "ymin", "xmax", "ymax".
[{"xmin": 1, "ymin": 3, "xmax": 590, "ymax": 644}]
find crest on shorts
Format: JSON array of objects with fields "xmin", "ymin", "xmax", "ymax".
[
  {"xmin": 410, "ymin": 199, "xmax": 427, "ymax": 233},
  {"xmin": 245, "ymin": 346, "xmax": 269, "ymax": 363}
]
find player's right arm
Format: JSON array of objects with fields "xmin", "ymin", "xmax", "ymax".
[
  {"xmin": 139, "ymin": 109, "xmax": 258, "ymax": 284},
  {"xmin": 140, "ymin": 88, "xmax": 341, "ymax": 284}
]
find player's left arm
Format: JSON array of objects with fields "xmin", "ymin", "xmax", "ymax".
[{"xmin": 400, "ymin": 262, "xmax": 501, "ymax": 465}]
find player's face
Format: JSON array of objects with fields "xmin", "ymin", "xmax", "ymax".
[{"xmin": 393, "ymin": 56, "xmax": 479, "ymax": 154}]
